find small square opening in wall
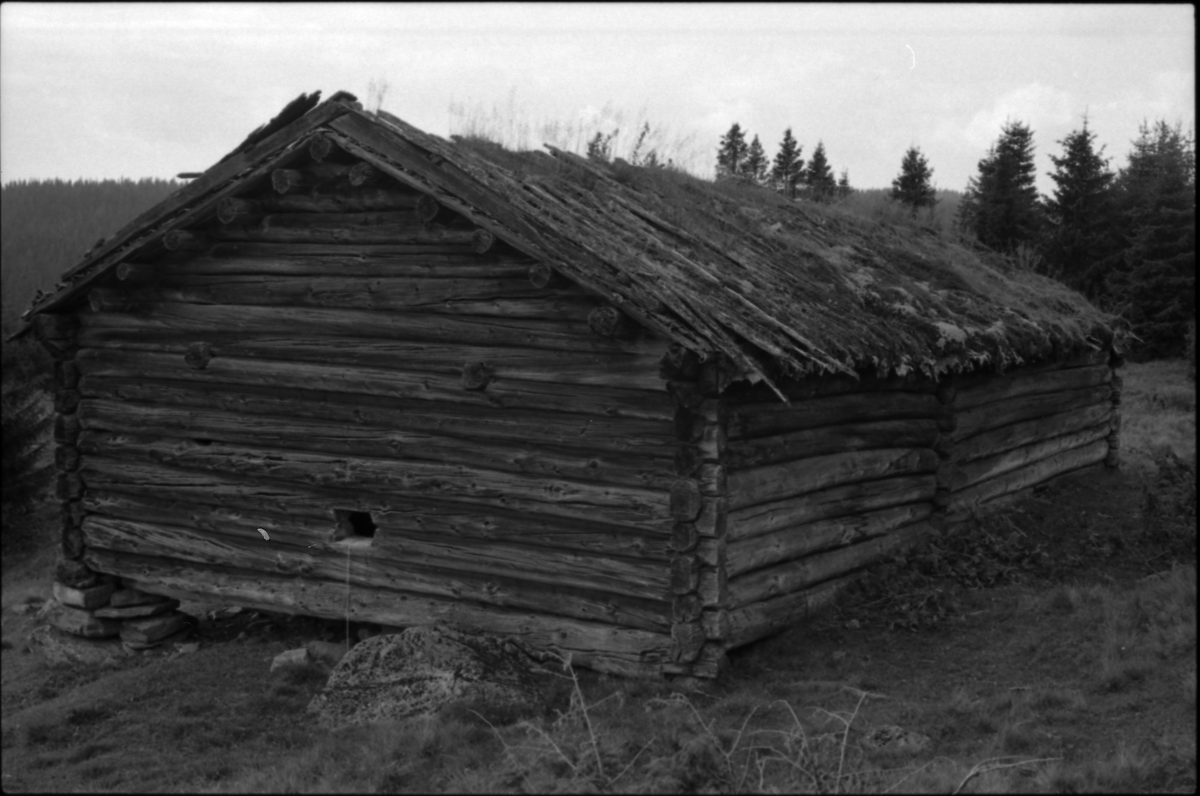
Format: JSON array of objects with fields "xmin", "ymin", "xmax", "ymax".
[{"xmin": 333, "ymin": 510, "xmax": 377, "ymax": 542}]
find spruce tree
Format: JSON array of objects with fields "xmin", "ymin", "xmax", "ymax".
[
  {"xmin": 716, "ymin": 123, "xmax": 748, "ymax": 177},
  {"xmin": 805, "ymin": 141, "xmax": 836, "ymax": 202},
  {"xmin": 891, "ymin": 146, "xmax": 938, "ymax": 213},
  {"xmin": 837, "ymin": 169, "xmax": 852, "ymax": 200},
  {"xmin": 957, "ymin": 121, "xmax": 1043, "ymax": 253},
  {"xmin": 770, "ymin": 128, "xmax": 804, "ymax": 197},
  {"xmin": 1104, "ymin": 120, "xmax": 1196, "ymax": 359},
  {"xmin": 744, "ymin": 136, "xmax": 768, "ymax": 184},
  {"xmin": 1042, "ymin": 118, "xmax": 1117, "ymax": 294}
]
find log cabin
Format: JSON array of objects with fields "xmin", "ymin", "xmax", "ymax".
[{"xmin": 21, "ymin": 91, "xmax": 1122, "ymax": 678}]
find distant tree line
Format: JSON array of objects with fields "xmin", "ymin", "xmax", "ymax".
[
  {"xmin": 712, "ymin": 123, "xmax": 852, "ymax": 202},
  {"xmin": 708, "ymin": 116, "xmax": 1195, "ymax": 362},
  {"xmin": 0, "ymin": 178, "xmax": 179, "ymax": 333}
]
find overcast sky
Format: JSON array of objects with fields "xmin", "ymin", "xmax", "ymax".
[{"xmin": 1, "ymin": 3, "xmax": 1193, "ymax": 196}]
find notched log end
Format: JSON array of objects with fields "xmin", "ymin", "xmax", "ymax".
[
  {"xmin": 587, "ymin": 306, "xmax": 639, "ymax": 340},
  {"xmin": 185, "ymin": 342, "xmax": 214, "ymax": 370},
  {"xmin": 471, "ymin": 228, "xmax": 496, "ymax": 254},
  {"xmin": 461, "ymin": 361, "xmax": 494, "ymax": 390}
]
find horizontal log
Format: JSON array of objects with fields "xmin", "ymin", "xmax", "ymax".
[
  {"xmin": 79, "ymin": 319, "xmax": 667, "ymax": 391},
  {"xmin": 75, "ymin": 348, "xmax": 675, "ymax": 420},
  {"xmin": 726, "ymin": 502, "xmax": 933, "ymax": 578},
  {"xmin": 77, "ymin": 399, "xmax": 677, "ymax": 491},
  {"xmin": 729, "ymin": 474, "xmax": 936, "ymax": 542},
  {"xmin": 205, "ymin": 213, "xmax": 479, "ymax": 246},
  {"xmin": 724, "ymin": 372, "xmax": 938, "ymax": 405},
  {"xmin": 87, "ymin": 275, "xmax": 595, "ymax": 316},
  {"xmin": 83, "ymin": 548, "xmax": 672, "ymax": 676},
  {"xmin": 471, "ymin": 228, "xmax": 496, "ymax": 254},
  {"xmin": 729, "ymin": 447, "xmax": 940, "ymax": 510},
  {"xmin": 948, "ymin": 422, "xmax": 1112, "ymax": 492},
  {"xmin": 260, "ymin": 187, "xmax": 424, "ymax": 214},
  {"xmin": 671, "ymin": 622, "xmax": 706, "ymax": 663},
  {"xmin": 77, "ymin": 301, "xmax": 661, "ymax": 355},
  {"xmin": 952, "ymin": 402, "xmax": 1113, "ymax": 464},
  {"xmin": 953, "ymin": 384, "xmax": 1114, "ymax": 440},
  {"xmin": 81, "ymin": 514, "xmax": 671, "ymax": 617},
  {"xmin": 729, "ymin": 392, "xmax": 944, "ymax": 440},
  {"xmin": 954, "ymin": 365, "xmax": 1112, "ymax": 410},
  {"xmin": 947, "ymin": 439, "xmax": 1109, "ymax": 521},
  {"xmin": 118, "ymin": 254, "xmax": 535, "ymax": 281},
  {"xmin": 725, "ymin": 571, "xmax": 860, "ymax": 650},
  {"xmin": 726, "ymin": 419, "xmax": 942, "ymax": 470},
  {"xmin": 728, "ymin": 520, "xmax": 931, "ymax": 610},
  {"xmin": 77, "ymin": 379, "xmax": 674, "ymax": 459},
  {"xmin": 81, "ymin": 462, "xmax": 674, "ymax": 553},
  {"xmin": 77, "ymin": 431, "xmax": 674, "ymax": 529}
]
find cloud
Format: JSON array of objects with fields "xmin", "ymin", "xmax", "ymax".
[{"xmin": 962, "ymin": 82, "xmax": 1074, "ymax": 148}]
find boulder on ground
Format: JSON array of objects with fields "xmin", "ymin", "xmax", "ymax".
[
  {"xmin": 307, "ymin": 626, "xmax": 555, "ymax": 728},
  {"xmin": 45, "ymin": 604, "xmax": 122, "ymax": 638},
  {"xmin": 52, "ymin": 581, "xmax": 114, "ymax": 611},
  {"xmin": 28, "ymin": 625, "xmax": 130, "ymax": 667}
]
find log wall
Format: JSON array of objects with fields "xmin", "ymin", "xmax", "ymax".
[
  {"xmin": 54, "ymin": 151, "xmax": 685, "ymax": 677},
  {"xmin": 938, "ymin": 349, "xmax": 1115, "ymax": 523},
  {"xmin": 717, "ymin": 374, "xmax": 944, "ymax": 651}
]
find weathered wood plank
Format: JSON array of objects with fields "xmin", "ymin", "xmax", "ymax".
[
  {"xmin": 728, "ymin": 447, "xmax": 940, "ymax": 510},
  {"xmin": 204, "ymin": 214, "xmax": 480, "ymax": 246},
  {"xmin": 89, "ymin": 276, "xmax": 589, "ymax": 314},
  {"xmin": 77, "ymin": 379, "xmax": 674, "ymax": 459},
  {"xmin": 81, "ymin": 515, "xmax": 670, "ymax": 627},
  {"xmin": 947, "ymin": 439, "xmax": 1109, "ymax": 520},
  {"xmin": 77, "ymin": 431, "xmax": 674, "ymax": 529},
  {"xmin": 83, "ymin": 478, "xmax": 672, "ymax": 559},
  {"xmin": 81, "ymin": 490, "xmax": 670, "ymax": 596},
  {"xmin": 953, "ymin": 384, "xmax": 1114, "ymax": 440},
  {"xmin": 726, "ymin": 419, "xmax": 942, "ymax": 470},
  {"xmin": 82, "ymin": 548, "xmax": 672, "ymax": 676},
  {"xmin": 118, "ymin": 256, "xmax": 535, "ymax": 281},
  {"xmin": 727, "ymin": 520, "xmax": 931, "ymax": 610},
  {"xmin": 725, "ymin": 571, "xmax": 861, "ymax": 650},
  {"xmin": 949, "ymin": 422, "xmax": 1113, "ymax": 492},
  {"xmin": 726, "ymin": 502, "xmax": 933, "ymax": 578},
  {"xmin": 952, "ymin": 402, "xmax": 1113, "ymax": 464},
  {"xmin": 723, "ymin": 373, "xmax": 938, "ymax": 404},
  {"xmin": 728, "ymin": 474, "xmax": 936, "ymax": 541},
  {"xmin": 77, "ymin": 301, "xmax": 662, "ymax": 355},
  {"xmin": 75, "ymin": 333, "xmax": 664, "ymax": 391},
  {"xmin": 729, "ymin": 392, "xmax": 944, "ymax": 440},
  {"xmin": 75, "ymin": 349, "xmax": 674, "ymax": 420},
  {"xmin": 82, "ymin": 399, "xmax": 677, "ymax": 490},
  {"xmin": 954, "ymin": 364, "xmax": 1112, "ymax": 410}
]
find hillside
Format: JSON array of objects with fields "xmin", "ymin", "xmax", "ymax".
[{"xmin": 0, "ymin": 179, "xmax": 179, "ymax": 334}]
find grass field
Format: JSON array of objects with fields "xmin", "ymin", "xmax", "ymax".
[{"xmin": 1, "ymin": 360, "xmax": 1194, "ymax": 793}]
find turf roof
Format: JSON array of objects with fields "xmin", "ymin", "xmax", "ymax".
[{"xmin": 23, "ymin": 93, "xmax": 1116, "ymax": 395}]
